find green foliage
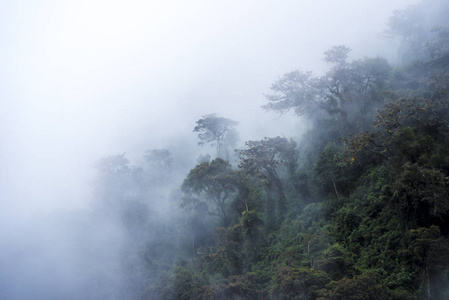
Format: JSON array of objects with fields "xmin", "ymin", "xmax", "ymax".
[
  {"xmin": 181, "ymin": 158, "xmax": 239, "ymax": 227},
  {"xmin": 231, "ymin": 173, "xmax": 266, "ymax": 217},
  {"xmin": 314, "ymin": 143, "xmax": 347, "ymax": 199},
  {"xmin": 392, "ymin": 162, "xmax": 449, "ymax": 230},
  {"xmin": 272, "ymin": 266, "xmax": 330, "ymax": 300},
  {"xmin": 236, "ymin": 136, "xmax": 299, "ymax": 227},
  {"xmin": 137, "ymin": 5, "xmax": 449, "ymax": 299},
  {"xmin": 317, "ymin": 244, "xmax": 353, "ymax": 281},
  {"xmin": 241, "ymin": 210, "xmax": 263, "ymax": 238},
  {"xmin": 197, "ymin": 273, "xmax": 268, "ymax": 300},
  {"xmin": 316, "ymin": 272, "xmax": 390, "ymax": 300},
  {"xmin": 214, "ymin": 224, "xmax": 244, "ymax": 275},
  {"xmin": 404, "ymin": 226, "xmax": 449, "ymax": 299}
]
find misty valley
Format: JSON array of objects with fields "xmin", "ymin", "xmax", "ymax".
[{"xmin": 2, "ymin": 0, "xmax": 449, "ymax": 299}]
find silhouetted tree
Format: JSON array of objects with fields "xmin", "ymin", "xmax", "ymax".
[
  {"xmin": 194, "ymin": 114, "xmax": 239, "ymax": 161},
  {"xmin": 264, "ymin": 46, "xmax": 391, "ymax": 132},
  {"xmin": 236, "ymin": 136, "xmax": 298, "ymax": 227},
  {"xmin": 181, "ymin": 158, "xmax": 239, "ymax": 227}
]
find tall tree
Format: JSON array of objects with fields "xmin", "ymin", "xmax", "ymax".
[
  {"xmin": 194, "ymin": 114, "xmax": 239, "ymax": 161},
  {"xmin": 406, "ymin": 226, "xmax": 449, "ymax": 300},
  {"xmin": 181, "ymin": 158, "xmax": 239, "ymax": 227},
  {"xmin": 263, "ymin": 46, "xmax": 391, "ymax": 133},
  {"xmin": 236, "ymin": 136, "xmax": 298, "ymax": 227},
  {"xmin": 383, "ymin": 0, "xmax": 449, "ymax": 64}
]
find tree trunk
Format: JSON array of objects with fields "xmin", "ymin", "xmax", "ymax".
[{"xmin": 330, "ymin": 173, "xmax": 341, "ymax": 201}]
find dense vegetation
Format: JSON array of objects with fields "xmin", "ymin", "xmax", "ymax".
[{"xmin": 94, "ymin": 1, "xmax": 449, "ymax": 299}]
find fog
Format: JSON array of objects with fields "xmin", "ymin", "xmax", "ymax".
[{"xmin": 0, "ymin": 0, "xmax": 420, "ymax": 299}]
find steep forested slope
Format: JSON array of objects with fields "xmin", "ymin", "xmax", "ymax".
[{"xmin": 94, "ymin": 1, "xmax": 449, "ymax": 299}]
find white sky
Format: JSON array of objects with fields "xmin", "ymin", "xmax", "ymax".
[{"xmin": 0, "ymin": 0, "xmax": 420, "ymax": 215}]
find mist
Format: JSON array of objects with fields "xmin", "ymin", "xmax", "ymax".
[{"xmin": 0, "ymin": 0, "xmax": 424, "ymax": 299}]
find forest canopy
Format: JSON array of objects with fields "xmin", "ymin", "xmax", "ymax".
[{"xmin": 91, "ymin": 1, "xmax": 449, "ymax": 299}]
